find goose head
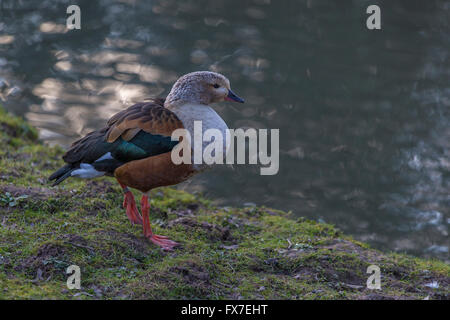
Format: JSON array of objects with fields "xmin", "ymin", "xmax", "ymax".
[{"xmin": 165, "ymin": 71, "xmax": 244, "ymax": 108}]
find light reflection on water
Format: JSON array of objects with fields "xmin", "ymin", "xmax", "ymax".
[{"xmin": 0, "ymin": 0, "xmax": 448, "ymax": 260}]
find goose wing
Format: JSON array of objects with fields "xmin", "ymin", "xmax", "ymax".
[{"xmin": 49, "ymin": 99, "xmax": 184, "ymax": 184}]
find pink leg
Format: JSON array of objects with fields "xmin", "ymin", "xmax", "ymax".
[
  {"xmin": 119, "ymin": 183, "xmax": 142, "ymax": 225},
  {"xmin": 141, "ymin": 194, "xmax": 179, "ymax": 250}
]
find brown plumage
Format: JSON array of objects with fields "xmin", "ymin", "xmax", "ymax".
[
  {"xmin": 107, "ymin": 102, "xmax": 194, "ymax": 192},
  {"xmin": 106, "ymin": 99, "xmax": 183, "ymax": 143},
  {"xmin": 114, "ymin": 152, "xmax": 195, "ymax": 192},
  {"xmin": 62, "ymin": 127, "xmax": 110, "ymax": 164},
  {"xmin": 49, "ymin": 71, "xmax": 245, "ymax": 250}
]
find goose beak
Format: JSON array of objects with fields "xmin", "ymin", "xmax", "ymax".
[{"xmin": 225, "ymin": 89, "xmax": 245, "ymax": 103}]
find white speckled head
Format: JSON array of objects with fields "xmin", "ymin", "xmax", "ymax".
[{"xmin": 165, "ymin": 71, "xmax": 244, "ymax": 107}]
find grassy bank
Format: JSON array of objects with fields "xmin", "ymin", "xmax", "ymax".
[{"xmin": 0, "ymin": 106, "xmax": 448, "ymax": 299}]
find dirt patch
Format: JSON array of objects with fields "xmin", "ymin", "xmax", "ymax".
[
  {"xmin": 321, "ymin": 239, "xmax": 383, "ymax": 263},
  {"xmin": 292, "ymin": 267, "xmax": 321, "ymax": 282},
  {"xmin": 186, "ymin": 203, "xmax": 200, "ymax": 211},
  {"xmin": 60, "ymin": 234, "xmax": 95, "ymax": 254},
  {"xmin": 170, "ymin": 261, "xmax": 211, "ymax": 283},
  {"xmin": 316, "ymin": 239, "xmax": 450, "ymax": 299},
  {"xmin": 94, "ymin": 229, "xmax": 152, "ymax": 259},
  {"xmin": 270, "ymin": 242, "xmax": 368, "ymax": 287},
  {"xmin": 0, "ymin": 185, "xmax": 58, "ymax": 200},
  {"xmin": 79, "ymin": 198, "xmax": 109, "ymax": 216},
  {"xmin": 0, "ymin": 168, "xmax": 21, "ymax": 180},
  {"xmin": 169, "ymin": 202, "xmax": 205, "ymax": 220},
  {"xmin": 168, "ymin": 217, "xmax": 232, "ymax": 241},
  {"xmin": 172, "ymin": 208, "xmax": 196, "ymax": 218},
  {"xmin": 82, "ymin": 180, "xmax": 117, "ymax": 197},
  {"xmin": 20, "ymin": 243, "xmax": 69, "ymax": 280},
  {"xmin": 359, "ymin": 293, "xmax": 409, "ymax": 300}
]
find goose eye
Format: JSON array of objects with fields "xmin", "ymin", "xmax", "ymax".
[{"xmin": 213, "ymin": 83, "xmax": 220, "ymax": 89}]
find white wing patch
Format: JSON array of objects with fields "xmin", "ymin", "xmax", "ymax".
[
  {"xmin": 71, "ymin": 153, "xmax": 113, "ymax": 179},
  {"xmin": 71, "ymin": 163, "xmax": 105, "ymax": 179},
  {"xmin": 95, "ymin": 152, "xmax": 113, "ymax": 162}
]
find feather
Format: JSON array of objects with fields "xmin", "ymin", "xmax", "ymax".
[
  {"xmin": 49, "ymin": 99, "xmax": 184, "ymax": 185},
  {"xmin": 106, "ymin": 101, "xmax": 183, "ymax": 143}
]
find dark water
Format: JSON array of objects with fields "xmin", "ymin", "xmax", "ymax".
[{"xmin": 0, "ymin": 0, "xmax": 449, "ymax": 260}]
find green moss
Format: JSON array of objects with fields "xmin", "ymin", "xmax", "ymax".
[
  {"xmin": 0, "ymin": 105, "xmax": 449, "ymax": 300},
  {"xmin": 0, "ymin": 107, "xmax": 38, "ymax": 143}
]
